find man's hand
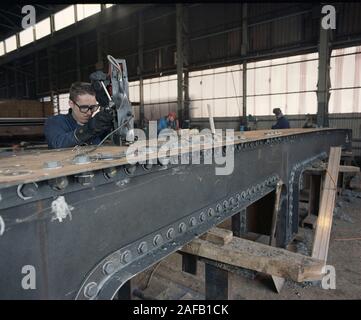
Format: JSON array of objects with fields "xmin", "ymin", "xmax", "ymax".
[
  {"xmin": 92, "ymin": 110, "xmax": 114, "ymax": 134},
  {"xmin": 74, "ymin": 110, "xmax": 114, "ymax": 144}
]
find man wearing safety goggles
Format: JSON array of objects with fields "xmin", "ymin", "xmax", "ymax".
[{"xmin": 44, "ymin": 82, "xmax": 113, "ymax": 149}]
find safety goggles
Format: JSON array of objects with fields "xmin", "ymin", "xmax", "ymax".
[{"xmin": 72, "ymin": 100, "xmax": 100, "ymax": 114}]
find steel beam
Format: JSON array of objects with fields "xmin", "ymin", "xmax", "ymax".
[{"xmin": 0, "ymin": 129, "xmax": 351, "ymax": 299}]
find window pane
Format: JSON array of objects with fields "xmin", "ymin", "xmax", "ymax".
[
  {"xmin": 19, "ymin": 27, "xmax": 34, "ymax": 47},
  {"xmin": 54, "ymin": 6, "xmax": 75, "ymax": 31},
  {"xmin": 0, "ymin": 42, "xmax": 5, "ymax": 56},
  {"xmin": 5, "ymin": 35, "xmax": 17, "ymax": 53},
  {"xmin": 35, "ymin": 18, "xmax": 51, "ymax": 40},
  {"xmin": 106, "ymin": 4, "xmax": 115, "ymax": 9},
  {"xmin": 77, "ymin": 4, "xmax": 101, "ymax": 21}
]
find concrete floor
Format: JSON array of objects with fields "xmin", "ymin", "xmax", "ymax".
[{"xmin": 132, "ymin": 189, "xmax": 361, "ymax": 300}]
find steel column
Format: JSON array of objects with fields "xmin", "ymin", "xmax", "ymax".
[{"xmin": 317, "ymin": 20, "xmax": 331, "ymax": 127}]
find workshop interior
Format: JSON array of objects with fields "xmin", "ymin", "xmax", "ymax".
[{"xmin": 0, "ymin": 3, "xmax": 360, "ymax": 301}]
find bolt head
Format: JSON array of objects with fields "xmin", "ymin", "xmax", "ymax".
[
  {"xmin": 121, "ymin": 250, "xmax": 132, "ymax": 264},
  {"xmin": 223, "ymin": 200, "xmax": 229, "ymax": 209},
  {"xmin": 138, "ymin": 241, "xmax": 148, "ymax": 254},
  {"xmin": 49, "ymin": 177, "xmax": 68, "ymax": 191},
  {"xmin": 21, "ymin": 183, "xmax": 38, "ymax": 197},
  {"xmin": 125, "ymin": 165, "xmax": 136, "ymax": 175},
  {"xmin": 208, "ymin": 208, "xmax": 215, "ymax": 217},
  {"xmin": 153, "ymin": 234, "xmax": 163, "ymax": 246},
  {"xmin": 104, "ymin": 167, "xmax": 117, "ymax": 179},
  {"xmin": 166, "ymin": 228, "xmax": 175, "ymax": 240},
  {"xmin": 84, "ymin": 282, "xmax": 98, "ymax": 299},
  {"xmin": 189, "ymin": 217, "xmax": 196, "ymax": 227},
  {"xmin": 199, "ymin": 212, "xmax": 206, "ymax": 222},
  {"xmin": 179, "ymin": 223, "xmax": 186, "ymax": 233},
  {"xmin": 102, "ymin": 261, "xmax": 115, "ymax": 275},
  {"xmin": 216, "ymin": 204, "xmax": 222, "ymax": 213}
]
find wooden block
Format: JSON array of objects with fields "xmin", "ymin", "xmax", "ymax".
[
  {"xmin": 302, "ymin": 214, "xmax": 318, "ymax": 229},
  {"xmin": 338, "ymin": 165, "xmax": 360, "ymax": 174},
  {"xmin": 181, "ymin": 235, "xmax": 324, "ymax": 282},
  {"xmin": 312, "ymin": 147, "xmax": 341, "ymax": 263},
  {"xmin": 271, "ymin": 275, "xmax": 285, "ymax": 293},
  {"xmin": 199, "ymin": 227, "xmax": 233, "ymax": 245}
]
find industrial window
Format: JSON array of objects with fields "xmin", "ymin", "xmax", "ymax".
[
  {"xmin": 105, "ymin": 4, "xmax": 115, "ymax": 8},
  {"xmin": 329, "ymin": 45, "xmax": 361, "ymax": 113},
  {"xmin": 189, "ymin": 65, "xmax": 243, "ymax": 118},
  {"xmin": 143, "ymin": 75, "xmax": 178, "ymax": 121},
  {"xmin": 35, "ymin": 18, "xmax": 51, "ymax": 40},
  {"xmin": 58, "ymin": 93, "xmax": 71, "ymax": 114},
  {"xmin": 19, "ymin": 27, "xmax": 34, "ymax": 47},
  {"xmin": 76, "ymin": 4, "xmax": 101, "ymax": 21},
  {"xmin": 129, "ymin": 81, "xmax": 140, "ymax": 121},
  {"xmin": 54, "ymin": 6, "xmax": 75, "ymax": 31},
  {"xmin": 247, "ymin": 53, "xmax": 318, "ymax": 116},
  {"xmin": 0, "ymin": 42, "xmax": 5, "ymax": 56},
  {"xmin": 5, "ymin": 35, "xmax": 17, "ymax": 53}
]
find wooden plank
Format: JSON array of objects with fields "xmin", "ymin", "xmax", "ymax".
[
  {"xmin": 312, "ymin": 147, "xmax": 341, "ymax": 263},
  {"xmin": 200, "ymin": 227, "xmax": 233, "ymax": 245},
  {"xmin": 181, "ymin": 233, "xmax": 324, "ymax": 282},
  {"xmin": 0, "ymin": 128, "xmax": 329, "ymax": 188}
]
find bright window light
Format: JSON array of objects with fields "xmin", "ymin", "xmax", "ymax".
[
  {"xmin": 5, "ymin": 35, "xmax": 17, "ymax": 53},
  {"xmin": 105, "ymin": 4, "xmax": 115, "ymax": 8},
  {"xmin": 54, "ymin": 6, "xmax": 75, "ymax": 31},
  {"xmin": 76, "ymin": 4, "xmax": 101, "ymax": 21},
  {"xmin": 0, "ymin": 42, "xmax": 5, "ymax": 56},
  {"xmin": 19, "ymin": 27, "xmax": 34, "ymax": 47},
  {"xmin": 35, "ymin": 18, "xmax": 51, "ymax": 40}
]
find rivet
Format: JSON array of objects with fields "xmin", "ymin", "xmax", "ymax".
[{"xmin": 199, "ymin": 212, "xmax": 206, "ymax": 222}]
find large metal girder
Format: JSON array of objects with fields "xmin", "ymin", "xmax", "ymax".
[{"xmin": 0, "ymin": 129, "xmax": 351, "ymax": 299}]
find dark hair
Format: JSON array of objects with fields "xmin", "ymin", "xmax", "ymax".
[
  {"xmin": 69, "ymin": 82, "xmax": 95, "ymax": 102},
  {"xmin": 272, "ymin": 108, "xmax": 282, "ymax": 115}
]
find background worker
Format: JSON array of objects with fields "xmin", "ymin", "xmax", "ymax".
[
  {"xmin": 157, "ymin": 111, "xmax": 180, "ymax": 134},
  {"xmin": 271, "ymin": 107, "xmax": 290, "ymax": 129}
]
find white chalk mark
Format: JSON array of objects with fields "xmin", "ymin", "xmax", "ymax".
[
  {"xmin": 51, "ymin": 196, "xmax": 74, "ymax": 223},
  {"xmin": 0, "ymin": 216, "xmax": 5, "ymax": 236}
]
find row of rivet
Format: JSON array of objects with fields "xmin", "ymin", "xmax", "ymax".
[{"xmin": 80, "ymin": 174, "xmax": 279, "ymax": 299}]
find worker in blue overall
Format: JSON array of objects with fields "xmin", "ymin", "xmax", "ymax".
[
  {"xmin": 44, "ymin": 82, "xmax": 113, "ymax": 149},
  {"xmin": 271, "ymin": 108, "xmax": 290, "ymax": 129},
  {"xmin": 157, "ymin": 112, "xmax": 180, "ymax": 134}
]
